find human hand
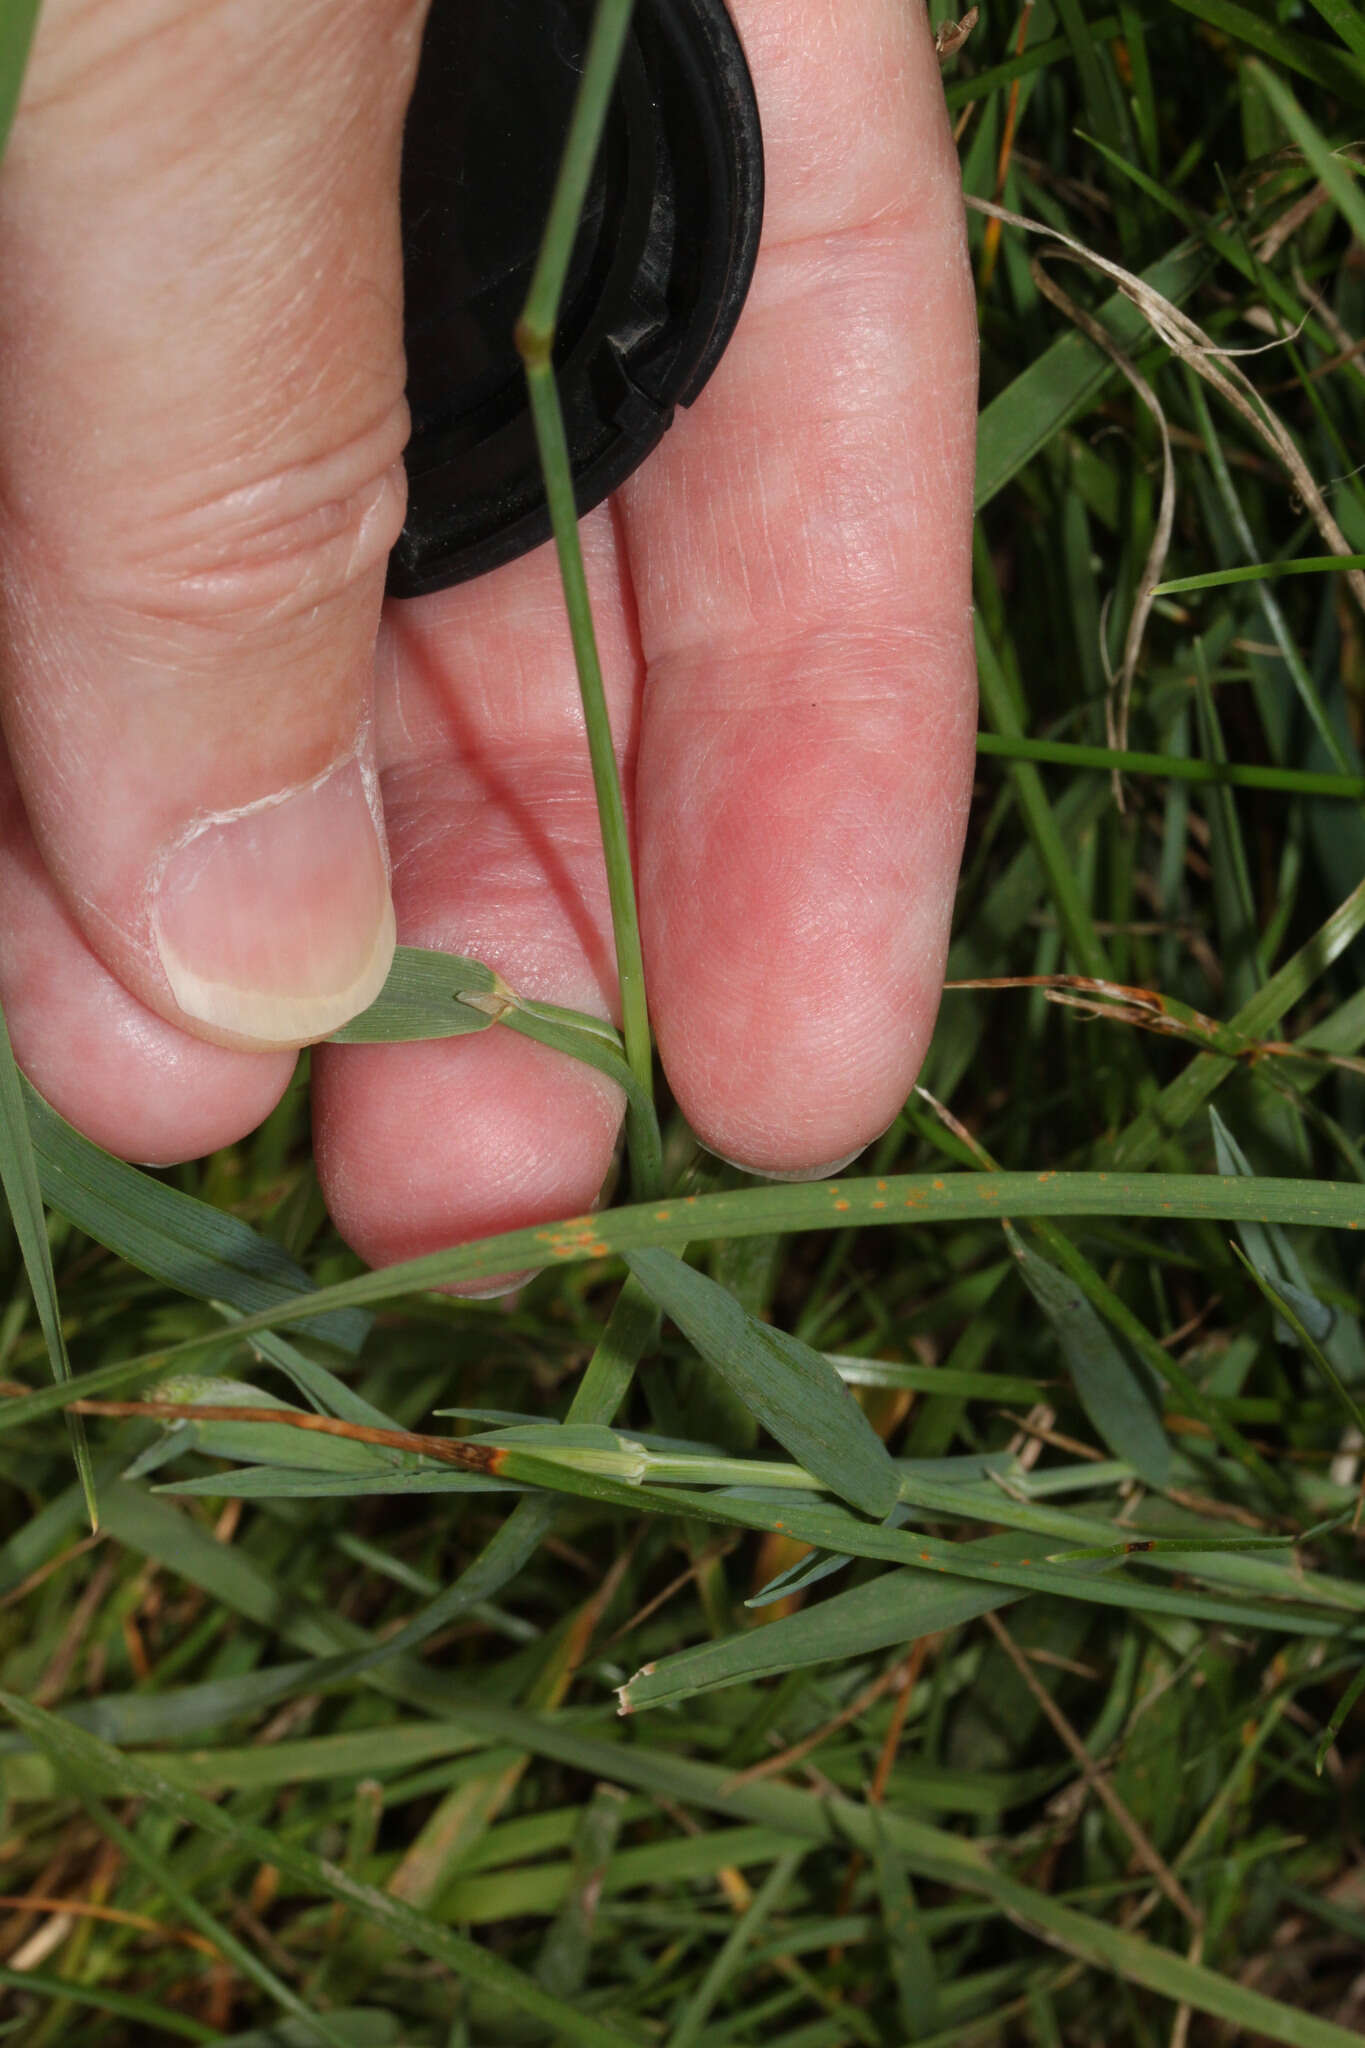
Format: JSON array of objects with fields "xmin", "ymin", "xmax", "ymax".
[{"xmin": 0, "ymin": 0, "xmax": 978, "ymax": 1269}]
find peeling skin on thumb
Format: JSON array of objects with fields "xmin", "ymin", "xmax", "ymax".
[{"xmin": 149, "ymin": 755, "xmax": 396, "ymax": 1047}]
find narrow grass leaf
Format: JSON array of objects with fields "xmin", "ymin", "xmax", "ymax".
[
  {"xmin": 975, "ymin": 242, "xmax": 1205, "ymax": 509},
  {"xmin": 1005, "ymin": 1225, "xmax": 1171, "ymax": 1487},
  {"xmin": 667, "ymin": 1848, "xmax": 807, "ymax": 2048},
  {"xmin": 620, "ymin": 1537, "xmax": 1032, "ymax": 1712},
  {"xmin": 3, "ymin": 1172, "xmax": 1365, "ymax": 1439},
  {"xmin": 1316, "ymin": 1661, "xmax": 1365, "ymax": 1774},
  {"xmin": 625, "ymin": 1246, "xmax": 899, "ymax": 1517},
  {"xmin": 0, "ymin": 1003, "xmax": 96, "ymax": 1524},
  {"xmin": 0, "ymin": 1967, "xmax": 217, "ymax": 2043},
  {"xmin": 872, "ymin": 1809, "xmax": 938, "ymax": 2040},
  {"xmin": 1303, "ymin": 0, "xmax": 1365, "ymax": 62},
  {"xmin": 324, "ymin": 947, "xmax": 655, "ymax": 1154},
  {"xmin": 1250, "ymin": 60, "xmax": 1365, "ymax": 245},
  {"xmin": 324, "ymin": 945, "xmax": 499, "ymax": 1042},
  {"xmin": 1105, "ymin": 875, "xmax": 1365, "ymax": 1168},
  {"xmin": 228, "ymin": 1326, "xmax": 400, "ymax": 1431},
  {"xmin": 0, "ymin": 1690, "xmax": 641, "ymax": 2048},
  {"xmin": 1231, "ymin": 1248, "xmax": 1365, "ymax": 1437},
  {"xmin": 1154, "ymin": 555, "xmax": 1365, "ymax": 595},
  {"xmin": 24, "ymin": 1081, "xmax": 368, "ymax": 1355},
  {"xmin": 501, "ymin": 1001, "xmax": 660, "ymax": 1173},
  {"xmin": 534, "ymin": 1782, "xmax": 628, "ymax": 1998},
  {"xmin": 1212, "ymin": 1108, "xmax": 1335, "ymax": 1343},
  {"xmin": 0, "ymin": 0, "xmax": 39, "ymax": 164}
]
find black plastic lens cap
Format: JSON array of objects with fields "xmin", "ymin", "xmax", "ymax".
[{"xmin": 387, "ymin": 0, "xmax": 764, "ymax": 598}]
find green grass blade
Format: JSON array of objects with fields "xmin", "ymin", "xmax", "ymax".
[
  {"xmin": 1105, "ymin": 875, "xmax": 1365, "ymax": 1168},
  {"xmin": 619, "ymin": 1537, "xmax": 1030, "ymax": 1712},
  {"xmin": 975, "ymin": 731, "xmax": 1365, "ymax": 800},
  {"xmin": 975, "ymin": 242, "xmax": 1206, "ymax": 510},
  {"xmin": 324, "ymin": 945, "xmax": 498, "ymax": 1041},
  {"xmin": 0, "ymin": 1967, "xmax": 217, "ymax": 2043},
  {"xmin": 516, "ymin": 0, "xmax": 655, "ymax": 1192},
  {"xmin": 24, "ymin": 1079, "xmax": 368, "ymax": 1354},
  {"xmin": 0, "ymin": 0, "xmax": 38, "ymax": 165},
  {"xmin": 327, "ymin": 944, "xmax": 659, "ymax": 1179},
  {"xmin": 668, "ymin": 1847, "xmax": 807, "ymax": 2048},
  {"xmin": 1211, "ymin": 1108, "xmax": 1335, "ymax": 1343},
  {"xmin": 1316, "ymin": 1660, "xmax": 1365, "ymax": 1774},
  {"xmin": 1003, "ymin": 1224, "xmax": 1171, "ymax": 1486},
  {"xmin": 871, "ymin": 1811, "xmax": 938, "ymax": 2041},
  {"xmin": 1231, "ymin": 1247, "xmax": 1365, "ymax": 1439},
  {"xmin": 0, "ymin": 1002, "xmax": 96, "ymax": 1525},
  {"xmin": 974, "ymin": 600, "xmax": 1110, "ymax": 979},
  {"xmin": 3, "ymin": 1173, "xmax": 1363, "ymax": 1430},
  {"xmin": 1251, "ymin": 59, "xmax": 1365, "ymax": 244},
  {"xmin": 624, "ymin": 1245, "xmax": 900, "ymax": 1517},
  {"xmin": 1302, "ymin": 0, "xmax": 1365, "ymax": 61},
  {"xmin": 1154, "ymin": 554, "xmax": 1365, "ymax": 595}
]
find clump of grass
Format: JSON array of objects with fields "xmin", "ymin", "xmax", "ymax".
[{"xmin": 2, "ymin": 3, "xmax": 1365, "ymax": 2044}]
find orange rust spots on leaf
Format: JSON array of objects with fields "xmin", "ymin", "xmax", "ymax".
[
  {"xmin": 872, "ymin": 1200, "xmax": 887, "ymax": 1211},
  {"xmin": 1036, "ymin": 1171, "xmax": 1056, "ymax": 1183},
  {"xmin": 585, "ymin": 1243, "xmax": 610, "ymax": 1258},
  {"xmin": 1019, "ymin": 1559, "xmax": 1031, "ymax": 1567},
  {"xmin": 933, "ymin": 1178, "xmax": 946, "ymax": 1192},
  {"xmin": 876, "ymin": 1180, "xmax": 888, "ymax": 1192},
  {"xmin": 654, "ymin": 1210, "xmax": 671, "ymax": 1222},
  {"xmin": 834, "ymin": 1199, "xmax": 851, "ymax": 1212},
  {"xmin": 920, "ymin": 1551, "xmax": 932, "ymax": 1563}
]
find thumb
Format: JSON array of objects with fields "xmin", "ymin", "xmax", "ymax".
[{"xmin": 0, "ymin": 0, "xmax": 428, "ymax": 1045}]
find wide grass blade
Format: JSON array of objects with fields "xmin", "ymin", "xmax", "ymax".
[
  {"xmin": 1004, "ymin": 1223, "xmax": 1171, "ymax": 1486},
  {"xmin": 1212, "ymin": 1107, "xmax": 1335, "ymax": 1343},
  {"xmin": 619, "ymin": 1536, "xmax": 1032, "ymax": 1712},
  {"xmin": 2, "ymin": 1170, "xmax": 1363, "ymax": 1433},
  {"xmin": 625, "ymin": 1247, "xmax": 901, "ymax": 1518},
  {"xmin": 324, "ymin": 945, "xmax": 500, "ymax": 1041}
]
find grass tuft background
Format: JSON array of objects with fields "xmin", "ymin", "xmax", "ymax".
[{"xmin": 3, "ymin": 1, "xmax": 1365, "ymax": 2042}]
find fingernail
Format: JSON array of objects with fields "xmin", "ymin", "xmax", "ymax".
[
  {"xmin": 705, "ymin": 1145, "xmax": 867, "ymax": 1183},
  {"xmin": 152, "ymin": 758, "xmax": 395, "ymax": 1045}
]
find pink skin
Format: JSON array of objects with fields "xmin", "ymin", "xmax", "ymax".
[{"xmin": 0, "ymin": 0, "xmax": 977, "ymax": 1270}]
